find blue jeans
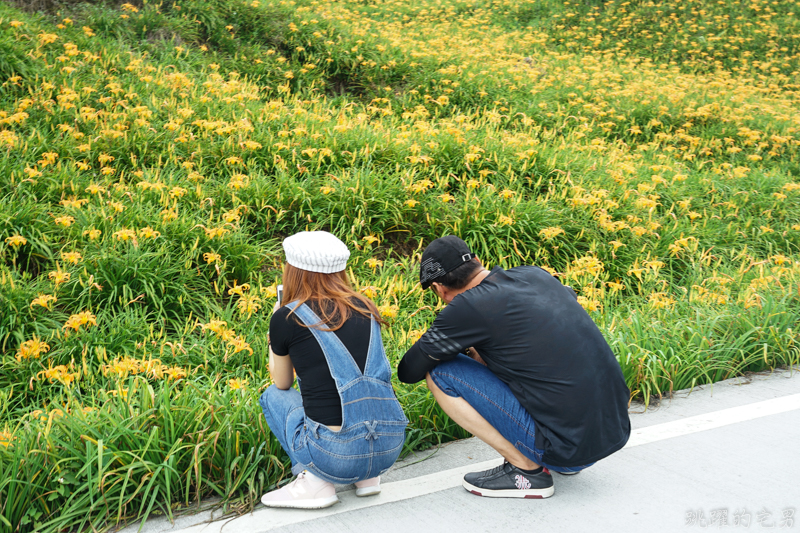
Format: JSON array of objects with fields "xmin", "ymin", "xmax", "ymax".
[
  {"xmin": 259, "ymin": 385, "xmax": 406, "ymax": 484},
  {"xmin": 259, "ymin": 302, "xmax": 407, "ymax": 485},
  {"xmin": 428, "ymin": 354, "xmax": 592, "ymax": 473}
]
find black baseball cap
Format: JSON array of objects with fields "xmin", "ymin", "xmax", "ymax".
[{"xmin": 419, "ymin": 236, "xmax": 476, "ymax": 289}]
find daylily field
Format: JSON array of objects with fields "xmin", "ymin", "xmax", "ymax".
[{"xmin": 0, "ymin": 0, "xmax": 798, "ymax": 529}]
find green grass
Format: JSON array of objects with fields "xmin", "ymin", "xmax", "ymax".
[{"xmin": 0, "ymin": 0, "xmax": 798, "ymax": 529}]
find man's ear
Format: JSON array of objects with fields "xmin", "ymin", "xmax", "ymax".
[
  {"xmin": 432, "ymin": 282, "xmax": 454, "ymax": 303},
  {"xmin": 431, "ymin": 282, "xmax": 445, "ymax": 300}
]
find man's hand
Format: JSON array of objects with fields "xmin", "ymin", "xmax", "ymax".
[{"xmin": 466, "ymin": 347, "xmax": 487, "ymax": 366}]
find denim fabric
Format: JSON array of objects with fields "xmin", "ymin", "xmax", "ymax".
[
  {"xmin": 260, "ymin": 302, "xmax": 408, "ymax": 484},
  {"xmin": 428, "ymin": 354, "xmax": 592, "ymax": 473}
]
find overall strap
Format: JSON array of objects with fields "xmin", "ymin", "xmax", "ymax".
[
  {"xmin": 285, "ymin": 301, "xmax": 366, "ymax": 384},
  {"xmin": 361, "ymin": 315, "xmax": 391, "ymax": 381}
]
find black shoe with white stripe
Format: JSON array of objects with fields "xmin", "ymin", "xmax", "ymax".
[{"xmin": 462, "ymin": 461, "xmax": 554, "ymax": 499}]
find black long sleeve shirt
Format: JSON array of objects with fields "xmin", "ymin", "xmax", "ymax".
[{"xmin": 398, "ymin": 266, "xmax": 631, "ymax": 467}]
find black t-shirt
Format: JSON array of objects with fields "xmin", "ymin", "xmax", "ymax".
[
  {"xmin": 269, "ymin": 301, "xmax": 371, "ymax": 426},
  {"xmin": 398, "ymin": 266, "xmax": 631, "ymax": 467}
]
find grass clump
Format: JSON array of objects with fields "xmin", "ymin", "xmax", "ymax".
[{"xmin": 0, "ymin": 0, "xmax": 799, "ymax": 530}]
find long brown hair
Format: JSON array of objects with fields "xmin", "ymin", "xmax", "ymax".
[{"xmin": 282, "ymin": 263, "xmax": 385, "ymax": 330}]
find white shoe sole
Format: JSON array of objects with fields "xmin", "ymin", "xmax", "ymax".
[
  {"xmin": 355, "ymin": 485, "xmax": 381, "ymax": 497},
  {"xmin": 260, "ymin": 494, "xmax": 340, "ymax": 509},
  {"xmin": 462, "ymin": 479, "xmax": 554, "ymax": 499}
]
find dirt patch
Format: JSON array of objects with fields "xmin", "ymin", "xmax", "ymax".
[
  {"xmin": 146, "ymin": 27, "xmax": 184, "ymax": 45},
  {"xmin": 8, "ymin": 0, "xmax": 136, "ymax": 15},
  {"xmin": 321, "ymin": 71, "xmax": 369, "ymax": 99}
]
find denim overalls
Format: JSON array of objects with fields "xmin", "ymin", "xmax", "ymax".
[{"xmin": 259, "ymin": 302, "xmax": 408, "ymax": 484}]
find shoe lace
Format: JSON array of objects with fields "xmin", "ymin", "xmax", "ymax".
[
  {"xmin": 486, "ymin": 462, "xmax": 509, "ymax": 476},
  {"xmin": 287, "ymin": 473, "xmax": 307, "ymax": 496},
  {"xmin": 500, "ymin": 461, "xmax": 531, "ymax": 477}
]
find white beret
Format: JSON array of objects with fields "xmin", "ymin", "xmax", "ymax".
[{"xmin": 282, "ymin": 231, "xmax": 350, "ymax": 274}]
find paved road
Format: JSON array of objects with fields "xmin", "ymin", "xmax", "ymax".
[{"xmin": 121, "ymin": 368, "xmax": 800, "ymax": 533}]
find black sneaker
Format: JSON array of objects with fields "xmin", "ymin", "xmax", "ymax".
[{"xmin": 462, "ymin": 461, "xmax": 554, "ymax": 499}]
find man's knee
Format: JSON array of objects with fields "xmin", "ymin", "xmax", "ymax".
[
  {"xmin": 425, "ymin": 372, "xmax": 437, "ymax": 391},
  {"xmin": 426, "ymin": 368, "xmax": 453, "ymax": 395},
  {"xmin": 425, "ymin": 367, "xmax": 467, "ymax": 400}
]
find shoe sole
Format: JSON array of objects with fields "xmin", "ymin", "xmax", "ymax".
[
  {"xmin": 260, "ymin": 495, "xmax": 340, "ymax": 509},
  {"xmin": 555, "ymin": 471, "xmax": 580, "ymax": 476},
  {"xmin": 355, "ymin": 486, "xmax": 381, "ymax": 497},
  {"xmin": 462, "ymin": 479, "xmax": 554, "ymax": 499}
]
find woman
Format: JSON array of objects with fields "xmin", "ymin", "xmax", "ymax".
[{"xmin": 259, "ymin": 231, "xmax": 408, "ymax": 509}]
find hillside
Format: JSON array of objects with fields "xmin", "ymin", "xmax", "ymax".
[{"xmin": 0, "ymin": 0, "xmax": 798, "ymax": 530}]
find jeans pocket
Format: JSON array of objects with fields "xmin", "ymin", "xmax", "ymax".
[
  {"xmin": 306, "ymin": 440, "xmax": 369, "ymax": 483},
  {"xmin": 291, "ymin": 423, "xmax": 308, "ymax": 454}
]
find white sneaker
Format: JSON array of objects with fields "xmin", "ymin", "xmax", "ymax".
[
  {"xmin": 354, "ymin": 476, "xmax": 381, "ymax": 497},
  {"xmin": 260, "ymin": 471, "xmax": 339, "ymax": 509}
]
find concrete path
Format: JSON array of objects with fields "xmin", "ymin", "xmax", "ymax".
[{"xmin": 121, "ymin": 368, "xmax": 800, "ymax": 533}]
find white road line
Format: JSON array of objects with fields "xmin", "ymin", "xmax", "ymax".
[
  {"xmin": 625, "ymin": 393, "xmax": 800, "ymax": 448},
  {"xmin": 176, "ymin": 393, "xmax": 800, "ymax": 533}
]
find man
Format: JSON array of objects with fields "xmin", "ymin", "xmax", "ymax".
[{"xmin": 398, "ymin": 236, "xmax": 631, "ymax": 498}]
